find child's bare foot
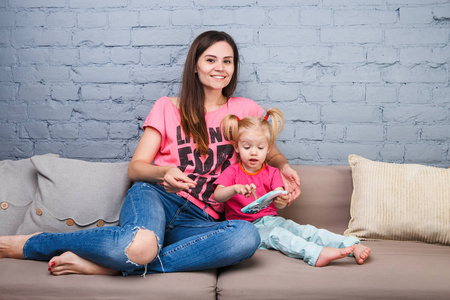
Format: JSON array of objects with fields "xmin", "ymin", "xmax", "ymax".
[
  {"xmin": 48, "ymin": 251, "xmax": 120, "ymax": 276},
  {"xmin": 0, "ymin": 233, "xmax": 41, "ymax": 259},
  {"xmin": 315, "ymin": 245, "xmax": 355, "ymax": 267},
  {"xmin": 353, "ymin": 243, "xmax": 371, "ymax": 264}
]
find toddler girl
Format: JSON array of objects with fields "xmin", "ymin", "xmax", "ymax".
[{"xmin": 213, "ymin": 108, "xmax": 370, "ymax": 267}]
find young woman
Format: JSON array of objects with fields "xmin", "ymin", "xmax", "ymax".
[
  {"xmin": 0, "ymin": 31, "xmax": 301, "ymax": 276},
  {"xmin": 214, "ymin": 109, "xmax": 371, "ymax": 267}
]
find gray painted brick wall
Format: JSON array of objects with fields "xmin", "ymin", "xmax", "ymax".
[{"xmin": 0, "ymin": 1, "xmax": 449, "ymax": 167}]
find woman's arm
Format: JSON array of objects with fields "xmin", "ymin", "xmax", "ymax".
[
  {"xmin": 266, "ymin": 144, "xmax": 289, "ymax": 170},
  {"xmin": 267, "ymin": 145, "xmax": 301, "ymax": 202},
  {"xmin": 128, "ymin": 127, "xmax": 196, "ymax": 193},
  {"xmin": 128, "ymin": 127, "xmax": 170, "ymax": 182}
]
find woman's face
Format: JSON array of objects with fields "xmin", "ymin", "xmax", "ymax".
[{"xmin": 196, "ymin": 41, "xmax": 235, "ymax": 93}]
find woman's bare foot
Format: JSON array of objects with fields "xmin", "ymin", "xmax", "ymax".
[
  {"xmin": 48, "ymin": 251, "xmax": 120, "ymax": 276},
  {"xmin": 315, "ymin": 245, "xmax": 355, "ymax": 267},
  {"xmin": 353, "ymin": 243, "xmax": 371, "ymax": 264},
  {"xmin": 0, "ymin": 233, "xmax": 41, "ymax": 259}
]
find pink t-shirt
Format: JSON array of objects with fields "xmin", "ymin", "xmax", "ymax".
[
  {"xmin": 214, "ymin": 163, "xmax": 285, "ymax": 222},
  {"xmin": 143, "ymin": 96, "xmax": 264, "ymax": 213}
]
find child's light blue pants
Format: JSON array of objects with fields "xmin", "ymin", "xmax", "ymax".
[{"xmin": 253, "ymin": 215, "xmax": 360, "ymax": 267}]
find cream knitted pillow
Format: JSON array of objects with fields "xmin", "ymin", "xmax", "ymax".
[{"xmin": 344, "ymin": 155, "xmax": 450, "ymax": 245}]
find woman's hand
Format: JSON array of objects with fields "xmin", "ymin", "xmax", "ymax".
[
  {"xmin": 280, "ymin": 165, "xmax": 301, "ymax": 204},
  {"xmin": 163, "ymin": 167, "xmax": 197, "ymax": 193}
]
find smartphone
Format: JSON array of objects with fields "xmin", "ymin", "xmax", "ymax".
[{"xmin": 241, "ymin": 190, "xmax": 288, "ymax": 214}]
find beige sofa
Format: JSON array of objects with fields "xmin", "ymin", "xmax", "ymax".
[{"xmin": 1, "ymin": 155, "xmax": 449, "ymax": 300}]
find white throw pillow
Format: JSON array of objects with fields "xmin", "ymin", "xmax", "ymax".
[{"xmin": 344, "ymin": 155, "xmax": 450, "ymax": 245}]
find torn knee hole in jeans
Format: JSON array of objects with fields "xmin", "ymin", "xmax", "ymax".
[{"xmin": 124, "ymin": 227, "xmax": 165, "ymax": 276}]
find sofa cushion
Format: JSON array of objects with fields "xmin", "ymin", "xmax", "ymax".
[
  {"xmin": 0, "ymin": 259, "xmax": 217, "ymax": 300},
  {"xmin": 279, "ymin": 165, "xmax": 353, "ymax": 234},
  {"xmin": 16, "ymin": 155, "xmax": 130, "ymax": 235},
  {"xmin": 0, "ymin": 154, "xmax": 59, "ymax": 235},
  {"xmin": 216, "ymin": 241, "xmax": 450, "ymax": 300},
  {"xmin": 344, "ymin": 155, "xmax": 450, "ymax": 245},
  {"xmin": 0, "ymin": 157, "xmax": 37, "ymax": 236}
]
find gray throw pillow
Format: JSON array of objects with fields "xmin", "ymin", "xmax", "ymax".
[
  {"xmin": 16, "ymin": 155, "xmax": 130, "ymax": 235},
  {"xmin": 0, "ymin": 157, "xmax": 41, "ymax": 235}
]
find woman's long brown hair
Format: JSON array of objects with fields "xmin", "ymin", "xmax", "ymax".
[{"xmin": 179, "ymin": 31, "xmax": 239, "ymax": 156}]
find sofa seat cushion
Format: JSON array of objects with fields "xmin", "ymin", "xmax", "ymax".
[
  {"xmin": 216, "ymin": 241, "xmax": 450, "ymax": 300},
  {"xmin": 0, "ymin": 259, "xmax": 218, "ymax": 300}
]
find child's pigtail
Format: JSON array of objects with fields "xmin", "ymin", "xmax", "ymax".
[
  {"xmin": 221, "ymin": 114, "xmax": 240, "ymax": 143},
  {"xmin": 264, "ymin": 108, "xmax": 284, "ymax": 145}
]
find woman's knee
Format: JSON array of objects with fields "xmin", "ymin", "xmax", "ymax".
[
  {"xmin": 125, "ymin": 229, "xmax": 159, "ymax": 266},
  {"xmin": 229, "ymin": 220, "xmax": 261, "ymax": 253},
  {"xmin": 120, "ymin": 182, "xmax": 165, "ymax": 234}
]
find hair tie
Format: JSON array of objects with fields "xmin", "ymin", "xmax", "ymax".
[
  {"xmin": 236, "ymin": 116, "xmax": 241, "ymax": 121},
  {"xmin": 264, "ymin": 114, "xmax": 269, "ymax": 121}
]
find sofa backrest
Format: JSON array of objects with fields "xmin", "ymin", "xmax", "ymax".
[
  {"xmin": 278, "ymin": 165, "xmax": 353, "ymax": 234},
  {"xmin": 1, "ymin": 157, "xmax": 353, "ymax": 236}
]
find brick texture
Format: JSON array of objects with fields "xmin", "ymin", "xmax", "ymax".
[{"xmin": 0, "ymin": 2, "xmax": 448, "ymax": 166}]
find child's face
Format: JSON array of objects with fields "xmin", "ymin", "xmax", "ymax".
[{"xmin": 235, "ymin": 129, "xmax": 270, "ymax": 173}]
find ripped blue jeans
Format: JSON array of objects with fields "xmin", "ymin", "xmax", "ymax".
[{"xmin": 23, "ymin": 182, "xmax": 260, "ymax": 276}]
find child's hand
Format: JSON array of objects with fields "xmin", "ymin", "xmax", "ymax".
[
  {"xmin": 234, "ymin": 183, "xmax": 257, "ymax": 198},
  {"xmin": 273, "ymin": 188, "xmax": 289, "ymax": 209}
]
